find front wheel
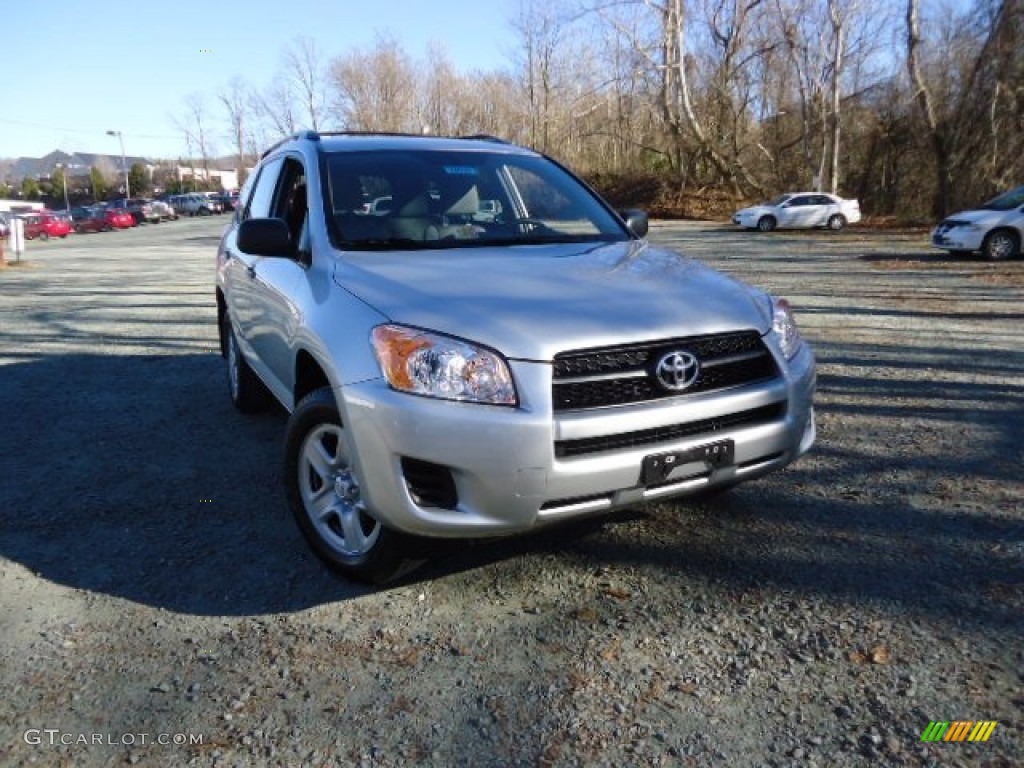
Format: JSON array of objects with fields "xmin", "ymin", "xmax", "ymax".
[
  {"xmin": 285, "ymin": 388, "xmax": 419, "ymax": 584},
  {"xmin": 981, "ymin": 230, "xmax": 1019, "ymax": 261},
  {"xmin": 756, "ymin": 216, "xmax": 776, "ymax": 232},
  {"xmin": 827, "ymin": 214, "xmax": 846, "ymax": 231}
]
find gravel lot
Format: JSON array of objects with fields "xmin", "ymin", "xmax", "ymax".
[{"xmin": 1, "ymin": 217, "xmax": 1021, "ymax": 767}]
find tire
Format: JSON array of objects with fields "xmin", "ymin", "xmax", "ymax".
[
  {"xmin": 39, "ymin": 232, "xmax": 50, "ymax": 241},
  {"xmin": 224, "ymin": 319, "xmax": 270, "ymax": 413},
  {"xmin": 981, "ymin": 229, "xmax": 1019, "ymax": 261},
  {"xmin": 285, "ymin": 387, "xmax": 419, "ymax": 584},
  {"xmin": 827, "ymin": 214, "xmax": 846, "ymax": 231},
  {"xmin": 756, "ymin": 215, "xmax": 776, "ymax": 232}
]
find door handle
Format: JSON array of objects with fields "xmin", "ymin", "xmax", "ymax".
[{"xmin": 246, "ymin": 265, "xmax": 256, "ymax": 279}]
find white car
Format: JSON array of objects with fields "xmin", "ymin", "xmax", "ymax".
[
  {"xmin": 931, "ymin": 185, "xmax": 1023, "ymax": 261},
  {"xmin": 733, "ymin": 192, "xmax": 861, "ymax": 232}
]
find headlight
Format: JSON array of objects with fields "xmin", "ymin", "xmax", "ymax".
[
  {"xmin": 770, "ymin": 297, "xmax": 804, "ymax": 360},
  {"xmin": 371, "ymin": 325, "xmax": 517, "ymax": 405}
]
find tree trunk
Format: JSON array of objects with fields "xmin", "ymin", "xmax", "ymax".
[{"xmin": 906, "ymin": 0, "xmax": 951, "ymax": 218}]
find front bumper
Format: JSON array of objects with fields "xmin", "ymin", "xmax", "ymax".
[
  {"xmin": 931, "ymin": 227, "xmax": 983, "ymax": 251},
  {"xmin": 341, "ymin": 344, "xmax": 816, "ymax": 538}
]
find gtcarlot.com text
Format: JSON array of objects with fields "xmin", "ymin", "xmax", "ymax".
[{"xmin": 23, "ymin": 729, "xmax": 203, "ymax": 747}]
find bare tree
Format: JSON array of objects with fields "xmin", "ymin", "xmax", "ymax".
[
  {"xmin": 330, "ymin": 35, "xmax": 420, "ymax": 132},
  {"xmin": 419, "ymin": 43, "xmax": 462, "ymax": 135},
  {"xmin": 219, "ymin": 76, "xmax": 251, "ymax": 185},
  {"xmin": 283, "ymin": 36, "xmax": 329, "ymax": 131},
  {"xmin": 250, "ymin": 78, "xmax": 299, "ymax": 141},
  {"xmin": 174, "ymin": 93, "xmax": 217, "ymax": 188}
]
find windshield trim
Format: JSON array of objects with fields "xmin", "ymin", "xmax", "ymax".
[{"xmin": 322, "ymin": 147, "xmax": 633, "ymax": 253}]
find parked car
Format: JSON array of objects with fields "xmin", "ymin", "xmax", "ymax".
[
  {"xmin": 109, "ymin": 198, "xmax": 160, "ymax": 225},
  {"xmin": 733, "ymin": 192, "xmax": 861, "ymax": 231},
  {"xmin": 179, "ymin": 193, "xmax": 223, "ymax": 216},
  {"xmin": 100, "ymin": 206, "xmax": 134, "ymax": 230},
  {"xmin": 150, "ymin": 199, "xmax": 178, "ymax": 221},
  {"xmin": 216, "ymin": 131, "xmax": 817, "ymax": 583},
  {"xmin": 70, "ymin": 207, "xmax": 108, "ymax": 233},
  {"xmin": 931, "ymin": 185, "xmax": 1023, "ymax": 261},
  {"xmin": 213, "ymin": 192, "xmax": 239, "ymax": 212},
  {"xmin": 20, "ymin": 211, "xmax": 72, "ymax": 240}
]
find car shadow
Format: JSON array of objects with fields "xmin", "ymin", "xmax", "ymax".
[
  {"xmin": 3, "ymin": 351, "xmax": 1021, "ymax": 631},
  {"xmin": 858, "ymin": 251, "xmax": 989, "ymax": 264},
  {"xmin": 0, "ymin": 352, "xmax": 642, "ymax": 615}
]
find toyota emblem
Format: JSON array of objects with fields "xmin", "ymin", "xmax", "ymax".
[{"xmin": 654, "ymin": 351, "xmax": 700, "ymax": 391}]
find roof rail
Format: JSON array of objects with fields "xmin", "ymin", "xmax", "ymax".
[
  {"xmin": 458, "ymin": 134, "xmax": 511, "ymax": 144},
  {"xmin": 315, "ymin": 131, "xmax": 431, "ymax": 139},
  {"xmin": 258, "ymin": 130, "xmax": 516, "ymax": 158},
  {"xmin": 260, "ymin": 129, "xmax": 321, "ymax": 159}
]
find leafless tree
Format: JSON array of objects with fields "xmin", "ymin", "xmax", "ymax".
[
  {"xmin": 330, "ymin": 35, "xmax": 420, "ymax": 132},
  {"xmin": 174, "ymin": 93, "xmax": 216, "ymax": 186},
  {"xmin": 283, "ymin": 36, "xmax": 329, "ymax": 131},
  {"xmin": 218, "ymin": 76, "xmax": 251, "ymax": 184}
]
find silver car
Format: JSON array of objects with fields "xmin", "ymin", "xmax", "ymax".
[{"xmin": 216, "ymin": 132, "xmax": 816, "ymax": 582}]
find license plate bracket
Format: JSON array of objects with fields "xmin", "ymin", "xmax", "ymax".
[{"xmin": 640, "ymin": 439, "xmax": 735, "ymax": 485}]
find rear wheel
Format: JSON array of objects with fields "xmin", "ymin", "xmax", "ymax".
[
  {"xmin": 827, "ymin": 214, "xmax": 846, "ymax": 231},
  {"xmin": 757, "ymin": 215, "xmax": 776, "ymax": 232},
  {"xmin": 285, "ymin": 388, "xmax": 419, "ymax": 584},
  {"xmin": 981, "ymin": 229, "xmax": 1019, "ymax": 261}
]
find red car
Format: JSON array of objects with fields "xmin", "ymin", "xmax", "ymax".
[
  {"xmin": 102, "ymin": 207, "xmax": 135, "ymax": 230},
  {"xmin": 70, "ymin": 207, "xmax": 108, "ymax": 233},
  {"xmin": 20, "ymin": 211, "xmax": 72, "ymax": 240}
]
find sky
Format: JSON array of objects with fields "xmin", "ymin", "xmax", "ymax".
[{"xmin": 0, "ymin": 0, "xmax": 519, "ymax": 162}]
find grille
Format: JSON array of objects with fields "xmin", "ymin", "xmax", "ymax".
[
  {"xmin": 554, "ymin": 402, "xmax": 786, "ymax": 458},
  {"xmin": 552, "ymin": 331, "xmax": 778, "ymax": 411}
]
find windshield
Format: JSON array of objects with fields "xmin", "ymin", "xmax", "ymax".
[
  {"xmin": 324, "ymin": 149, "xmax": 629, "ymax": 250},
  {"xmin": 980, "ymin": 185, "xmax": 1024, "ymax": 211},
  {"xmin": 766, "ymin": 195, "xmax": 792, "ymax": 207}
]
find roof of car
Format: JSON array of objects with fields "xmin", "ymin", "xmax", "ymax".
[{"xmin": 263, "ymin": 130, "xmax": 538, "ymax": 159}]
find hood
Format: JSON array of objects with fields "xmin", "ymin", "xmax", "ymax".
[
  {"xmin": 941, "ymin": 208, "xmax": 1011, "ymax": 226},
  {"xmin": 735, "ymin": 205, "xmax": 775, "ymax": 217},
  {"xmin": 333, "ymin": 241, "xmax": 770, "ymax": 361}
]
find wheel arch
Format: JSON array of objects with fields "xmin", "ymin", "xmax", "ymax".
[
  {"xmin": 216, "ymin": 289, "xmax": 228, "ymax": 357},
  {"xmin": 294, "ymin": 349, "xmax": 332, "ymax": 410},
  {"xmin": 983, "ymin": 226, "xmax": 1022, "ymax": 259}
]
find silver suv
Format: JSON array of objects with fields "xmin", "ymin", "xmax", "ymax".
[{"xmin": 216, "ymin": 131, "xmax": 816, "ymax": 582}]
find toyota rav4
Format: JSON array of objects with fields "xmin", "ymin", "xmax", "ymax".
[{"xmin": 216, "ymin": 131, "xmax": 816, "ymax": 582}]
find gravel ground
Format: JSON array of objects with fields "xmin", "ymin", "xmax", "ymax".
[{"xmin": 0, "ymin": 218, "xmax": 1021, "ymax": 767}]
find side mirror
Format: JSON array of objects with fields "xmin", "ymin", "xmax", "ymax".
[
  {"xmin": 620, "ymin": 209, "xmax": 649, "ymax": 238},
  {"xmin": 237, "ymin": 218, "xmax": 295, "ymax": 257}
]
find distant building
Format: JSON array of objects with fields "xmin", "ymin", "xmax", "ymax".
[{"xmin": 173, "ymin": 164, "xmax": 242, "ymax": 193}]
